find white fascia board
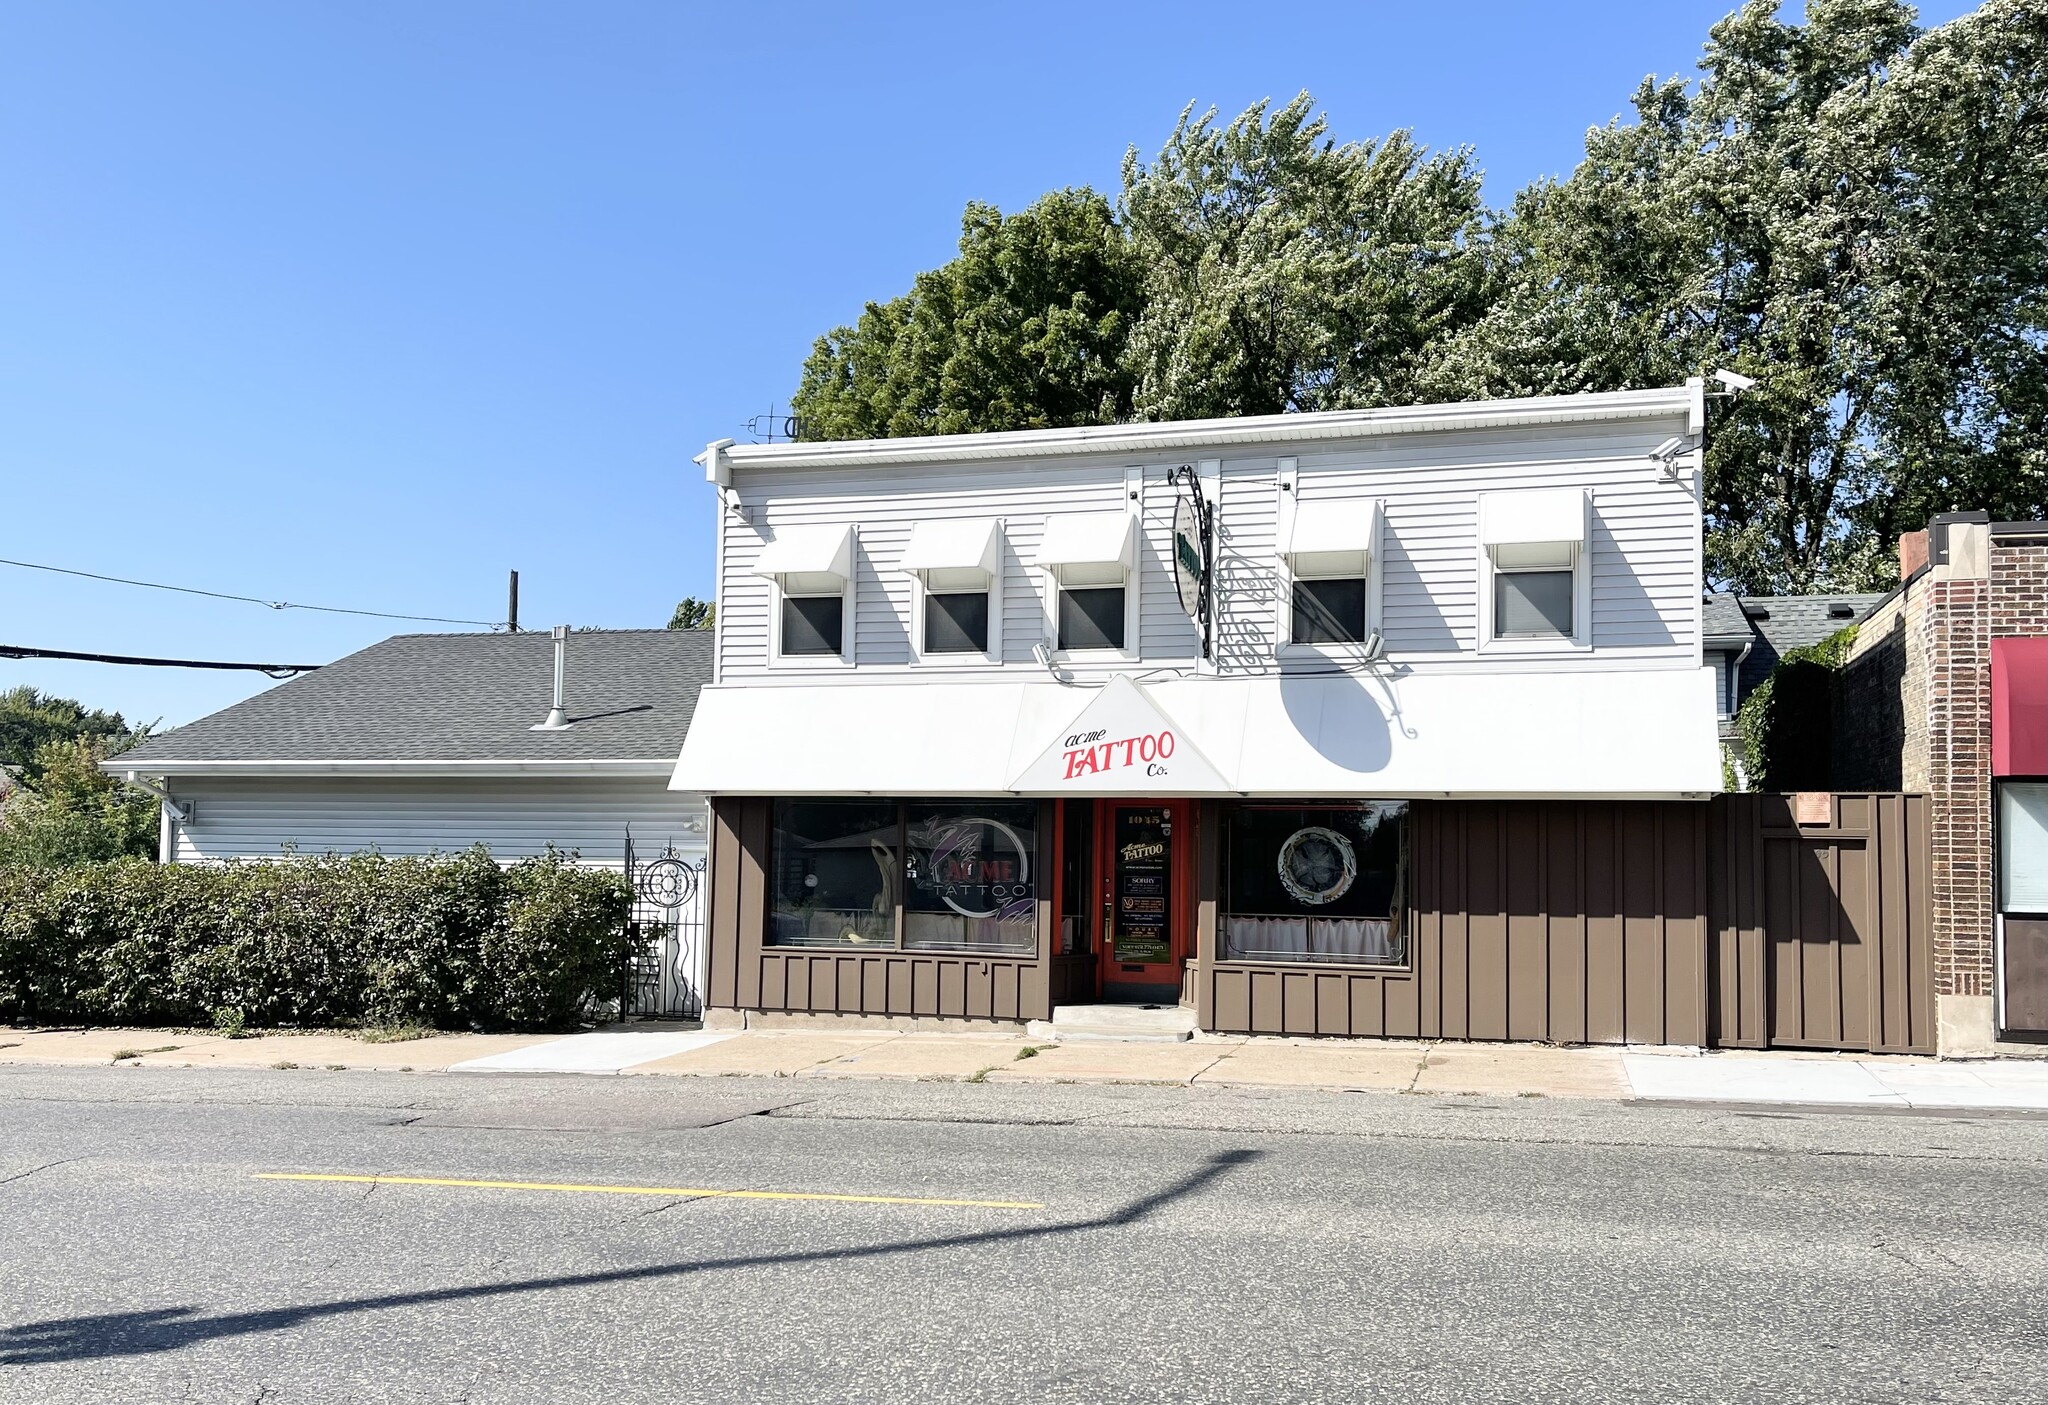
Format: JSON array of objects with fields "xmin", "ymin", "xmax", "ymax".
[
  {"xmin": 98, "ymin": 758, "xmax": 681, "ymax": 778},
  {"xmin": 718, "ymin": 387, "xmax": 1699, "ymax": 473}
]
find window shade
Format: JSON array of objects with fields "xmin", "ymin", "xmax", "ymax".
[{"xmin": 2001, "ymin": 783, "xmax": 2048, "ymax": 912}]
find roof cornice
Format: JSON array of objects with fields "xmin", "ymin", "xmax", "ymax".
[
  {"xmin": 704, "ymin": 387, "xmax": 1700, "ymax": 474},
  {"xmin": 101, "ymin": 758, "xmax": 680, "ymax": 779}
]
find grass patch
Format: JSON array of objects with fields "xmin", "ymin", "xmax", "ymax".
[
  {"xmin": 356, "ymin": 1023, "xmax": 433, "ymax": 1044},
  {"xmin": 324, "ymin": 1063, "xmax": 347, "ymax": 1071},
  {"xmin": 1014, "ymin": 1046, "xmax": 1040, "ymax": 1060},
  {"xmin": 271, "ymin": 1060, "xmax": 299, "ymax": 1070},
  {"xmin": 964, "ymin": 1065, "xmax": 1000, "ymax": 1084},
  {"xmin": 211, "ymin": 1006, "xmax": 252, "ymax": 1040},
  {"xmin": 110, "ymin": 1045, "xmax": 178, "ymax": 1062}
]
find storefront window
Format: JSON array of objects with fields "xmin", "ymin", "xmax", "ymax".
[
  {"xmin": 904, "ymin": 802, "xmax": 1038, "ymax": 953},
  {"xmin": 1222, "ymin": 802, "xmax": 1407, "ymax": 966},
  {"xmin": 768, "ymin": 801, "xmax": 898, "ymax": 947},
  {"xmin": 768, "ymin": 799, "xmax": 1038, "ymax": 955}
]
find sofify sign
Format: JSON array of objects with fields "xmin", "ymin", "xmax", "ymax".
[{"xmin": 1060, "ymin": 725, "xmax": 1177, "ymax": 780}]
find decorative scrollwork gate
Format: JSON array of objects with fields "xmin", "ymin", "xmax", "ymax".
[{"xmin": 621, "ymin": 829, "xmax": 707, "ymax": 1020}]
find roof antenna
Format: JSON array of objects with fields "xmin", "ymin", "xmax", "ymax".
[{"xmin": 531, "ymin": 625, "xmax": 573, "ymax": 730}]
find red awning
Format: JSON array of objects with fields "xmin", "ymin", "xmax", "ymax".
[{"xmin": 1993, "ymin": 636, "xmax": 2048, "ymax": 777}]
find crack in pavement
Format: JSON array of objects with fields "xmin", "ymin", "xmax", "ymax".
[{"xmin": 0, "ymin": 1157, "xmax": 80, "ymax": 1187}]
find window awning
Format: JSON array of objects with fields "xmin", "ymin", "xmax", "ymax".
[
  {"xmin": 1286, "ymin": 499, "xmax": 1381, "ymax": 555},
  {"xmin": 752, "ymin": 524, "xmax": 854, "ymax": 582},
  {"xmin": 899, "ymin": 518, "xmax": 1002, "ymax": 577},
  {"xmin": 1035, "ymin": 512, "xmax": 1135, "ymax": 569},
  {"xmin": 670, "ymin": 667, "xmax": 1722, "ymax": 799},
  {"xmin": 1478, "ymin": 488, "xmax": 1588, "ymax": 551},
  {"xmin": 1993, "ymin": 636, "xmax": 2048, "ymax": 777}
]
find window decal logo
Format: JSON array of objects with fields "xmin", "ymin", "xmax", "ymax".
[
  {"xmin": 907, "ymin": 815, "xmax": 1033, "ymax": 920},
  {"xmin": 1277, "ymin": 826, "xmax": 1358, "ymax": 906}
]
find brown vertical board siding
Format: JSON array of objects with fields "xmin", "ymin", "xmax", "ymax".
[
  {"xmin": 1505, "ymin": 804, "xmax": 1549, "ymax": 1042},
  {"xmin": 735, "ymin": 799, "xmax": 770, "ymax": 1011},
  {"xmin": 1546, "ymin": 804, "xmax": 1588, "ymax": 1044},
  {"xmin": 1665, "ymin": 803, "xmax": 1708, "ymax": 1047},
  {"xmin": 1704, "ymin": 793, "xmax": 1934, "ymax": 1054},
  {"xmin": 707, "ymin": 799, "xmax": 744, "ymax": 1011},
  {"xmin": 1581, "ymin": 805, "xmax": 1626, "ymax": 1043},
  {"xmin": 1196, "ymin": 801, "xmax": 1220, "ymax": 1029}
]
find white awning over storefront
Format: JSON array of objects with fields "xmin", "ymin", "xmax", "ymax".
[{"xmin": 670, "ymin": 667, "xmax": 1723, "ymax": 799}]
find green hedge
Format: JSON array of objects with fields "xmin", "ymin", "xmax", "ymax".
[
  {"xmin": 1736, "ymin": 624, "xmax": 1858, "ymax": 792},
  {"xmin": 0, "ymin": 848, "xmax": 633, "ymax": 1032}
]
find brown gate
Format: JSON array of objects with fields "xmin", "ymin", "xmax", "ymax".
[{"xmin": 1707, "ymin": 793, "xmax": 1934, "ymax": 1054}]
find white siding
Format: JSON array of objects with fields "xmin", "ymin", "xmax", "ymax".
[
  {"xmin": 165, "ymin": 776, "xmax": 708, "ymax": 870},
  {"xmin": 716, "ymin": 414, "xmax": 1701, "ymax": 681}
]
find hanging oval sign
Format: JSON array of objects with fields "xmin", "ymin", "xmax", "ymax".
[
  {"xmin": 1277, "ymin": 826, "xmax": 1358, "ymax": 906},
  {"xmin": 1173, "ymin": 494, "xmax": 1204, "ymax": 623}
]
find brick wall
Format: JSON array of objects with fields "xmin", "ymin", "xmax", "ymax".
[{"xmin": 1927, "ymin": 573, "xmax": 1990, "ymax": 998}]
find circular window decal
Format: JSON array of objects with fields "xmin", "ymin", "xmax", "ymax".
[{"xmin": 1277, "ymin": 826, "xmax": 1357, "ymax": 906}]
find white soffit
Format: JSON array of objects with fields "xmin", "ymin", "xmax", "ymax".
[
  {"xmin": 1287, "ymin": 498, "xmax": 1382, "ymax": 555},
  {"xmin": 1478, "ymin": 488, "xmax": 1588, "ymax": 549},
  {"xmin": 752, "ymin": 523, "xmax": 853, "ymax": 580},
  {"xmin": 669, "ymin": 667, "xmax": 1723, "ymax": 798},
  {"xmin": 1035, "ymin": 513, "xmax": 1135, "ymax": 569},
  {"xmin": 899, "ymin": 518, "xmax": 1002, "ymax": 576}
]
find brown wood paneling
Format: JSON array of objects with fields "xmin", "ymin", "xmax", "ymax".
[
  {"xmin": 1706, "ymin": 792, "xmax": 1933, "ymax": 1054},
  {"xmin": 2005, "ymin": 918, "xmax": 2048, "ymax": 1034},
  {"xmin": 1582, "ymin": 804, "xmax": 1626, "ymax": 1044}
]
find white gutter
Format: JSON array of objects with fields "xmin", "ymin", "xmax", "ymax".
[
  {"xmin": 98, "ymin": 758, "xmax": 680, "ymax": 779},
  {"xmin": 708, "ymin": 387, "xmax": 1699, "ymax": 473},
  {"xmin": 121, "ymin": 770, "xmax": 192, "ymax": 821}
]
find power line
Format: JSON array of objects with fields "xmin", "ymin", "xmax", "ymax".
[
  {"xmin": 0, "ymin": 556, "xmax": 502, "ymax": 628},
  {"xmin": 0, "ymin": 644, "xmax": 321, "ymax": 678}
]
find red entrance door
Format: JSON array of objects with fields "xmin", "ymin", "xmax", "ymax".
[{"xmin": 1092, "ymin": 800, "xmax": 1189, "ymax": 1002}]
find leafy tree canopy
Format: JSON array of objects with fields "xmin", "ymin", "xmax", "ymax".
[
  {"xmin": 667, "ymin": 596, "xmax": 715, "ymax": 630},
  {"xmin": 0, "ymin": 686, "xmax": 143, "ymax": 782},
  {"xmin": 789, "ymin": 0, "xmax": 2048, "ymax": 593}
]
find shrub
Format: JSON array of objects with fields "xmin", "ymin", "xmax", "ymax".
[
  {"xmin": 1736, "ymin": 624, "xmax": 1858, "ymax": 792},
  {"xmin": 0, "ymin": 847, "xmax": 631, "ymax": 1033}
]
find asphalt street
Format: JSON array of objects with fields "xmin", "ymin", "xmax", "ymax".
[{"xmin": 2, "ymin": 1063, "xmax": 2044, "ymax": 1405}]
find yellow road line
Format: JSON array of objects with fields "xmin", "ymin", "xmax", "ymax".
[{"xmin": 253, "ymin": 1172, "xmax": 1041, "ymax": 1210}]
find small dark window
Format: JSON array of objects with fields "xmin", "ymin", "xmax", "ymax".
[
  {"xmin": 924, "ymin": 591, "xmax": 989, "ymax": 653},
  {"xmin": 1495, "ymin": 570, "xmax": 1573, "ymax": 638},
  {"xmin": 1058, "ymin": 586, "xmax": 1125, "ymax": 651},
  {"xmin": 1292, "ymin": 577, "xmax": 1367, "ymax": 644},
  {"xmin": 781, "ymin": 594, "xmax": 844, "ymax": 655}
]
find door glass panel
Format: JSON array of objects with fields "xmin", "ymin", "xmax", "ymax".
[
  {"xmin": 2000, "ymin": 782, "xmax": 2048, "ymax": 911},
  {"xmin": 1111, "ymin": 806, "xmax": 1173, "ymax": 964}
]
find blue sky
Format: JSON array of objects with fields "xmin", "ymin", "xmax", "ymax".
[{"xmin": 1, "ymin": 0, "xmax": 1977, "ymax": 727}]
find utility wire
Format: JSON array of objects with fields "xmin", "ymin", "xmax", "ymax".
[
  {"xmin": 0, "ymin": 556, "xmax": 502, "ymax": 628},
  {"xmin": 0, "ymin": 644, "xmax": 321, "ymax": 678}
]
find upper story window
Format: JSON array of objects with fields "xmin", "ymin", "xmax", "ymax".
[
  {"xmin": 1285, "ymin": 499, "xmax": 1381, "ymax": 647},
  {"xmin": 753, "ymin": 523, "xmax": 855, "ymax": 664},
  {"xmin": 900, "ymin": 518, "xmax": 1004, "ymax": 660},
  {"xmin": 1477, "ymin": 488, "xmax": 1590, "ymax": 647},
  {"xmin": 1036, "ymin": 511, "xmax": 1137, "ymax": 654}
]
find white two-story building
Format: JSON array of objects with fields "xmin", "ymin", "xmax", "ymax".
[{"xmin": 672, "ymin": 386, "xmax": 1726, "ymax": 1042}]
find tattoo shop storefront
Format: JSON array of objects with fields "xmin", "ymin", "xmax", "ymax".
[{"xmin": 671, "ymin": 665, "xmax": 1724, "ymax": 1043}]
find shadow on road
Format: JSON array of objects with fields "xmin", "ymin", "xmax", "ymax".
[{"xmin": 2, "ymin": 1148, "xmax": 1263, "ymax": 1367}]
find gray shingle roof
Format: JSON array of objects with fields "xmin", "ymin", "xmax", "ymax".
[
  {"xmin": 117, "ymin": 630, "xmax": 712, "ymax": 766},
  {"xmin": 1734, "ymin": 594, "xmax": 1886, "ymax": 698},
  {"xmin": 1702, "ymin": 592, "xmax": 1751, "ymax": 643}
]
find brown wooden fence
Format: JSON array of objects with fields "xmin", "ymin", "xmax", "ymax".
[{"xmin": 1706, "ymin": 793, "xmax": 1934, "ymax": 1054}]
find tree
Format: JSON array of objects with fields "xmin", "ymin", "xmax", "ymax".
[
  {"xmin": 667, "ymin": 597, "xmax": 715, "ymax": 630},
  {"xmin": 0, "ymin": 686, "xmax": 140, "ymax": 782},
  {"xmin": 1433, "ymin": 0, "xmax": 2048, "ymax": 591},
  {"xmin": 1120, "ymin": 93, "xmax": 1489, "ymax": 419},
  {"xmin": 792, "ymin": 188, "xmax": 1144, "ymax": 439},
  {"xmin": 0, "ymin": 734, "xmax": 159, "ymax": 866}
]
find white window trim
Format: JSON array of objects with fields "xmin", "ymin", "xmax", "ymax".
[
  {"xmin": 909, "ymin": 529, "xmax": 1005, "ymax": 668},
  {"xmin": 1273, "ymin": 459, "xmax": 1383, "ymax": 665},
  {"xmin": 1042, "ymin": 468, "xmax": 1143, "ymax": 663},
  {"xmin": 767, "ymin": 528, "xmax": 858, "ymax": 670},
  {"xmin": 1477, "ymin": 538, "xmax": 1591, "ymax": 654}
]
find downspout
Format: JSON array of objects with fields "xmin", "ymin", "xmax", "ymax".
[{"xmin": 122, "ymin": 771, "xmax": 190, "ymax": 861}]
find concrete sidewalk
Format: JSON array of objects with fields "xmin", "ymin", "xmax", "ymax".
[{"xmin": 6, "ymin": 1024, "xmax": 2046, "ymax": 1110}]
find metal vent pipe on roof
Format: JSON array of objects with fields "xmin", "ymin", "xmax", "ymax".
[{"xmin": 531, "ymin": 625, "xmax": 573, "ymax": 730}]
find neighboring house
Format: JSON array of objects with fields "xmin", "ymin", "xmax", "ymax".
[
  {"xmin": 104, "ymin": 630, "xmax": 712, "ymax": 870},
  {"xmin": 1703, "ymin": 589, "xmax": 1884, "ymax": 764},
  {"xmin": 673, "ymin": 385, "xmax": 1731, "ymax": 1044},
  {"xmin": 1836, "ymin": 513, "xmax": 2048, "ymax": 1051}
]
